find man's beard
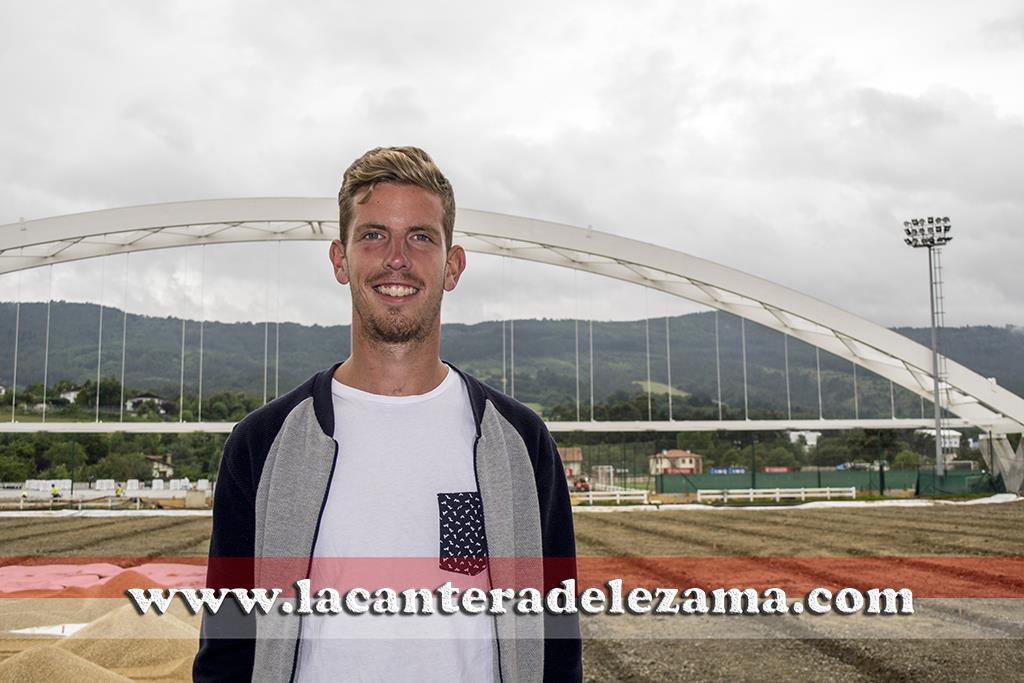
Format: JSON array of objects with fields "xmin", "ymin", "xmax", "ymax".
[{"xmin": 352, "ymin": 285, "xmax": 442, "ymax": 345}]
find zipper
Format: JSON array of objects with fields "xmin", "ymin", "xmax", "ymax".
[
  {"xmin": 470, "ymin": 401, "xmax": 504, "ymax": 683},
  {"xmin": 288, "ymin": 437, "xmax": 340, "ymax": 683}
]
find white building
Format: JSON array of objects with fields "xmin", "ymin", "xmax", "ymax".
[
  {"xmin": 915, "ymin": 428, "xmax": 962, "ymax": 451},
  {"xmin": 788, "ymin": 431, "xmax": 822, "ymax": 451},
  {"xmin": 649, "ymin": 449, "xmax": 704, "ymax": 475},
  {"xmin": 125, "ymin": 394, "xmax": 166, "ymax": 414},
  {"xmin": 145, "ymin": 454, "xmax": 174, "ymax": 478}
]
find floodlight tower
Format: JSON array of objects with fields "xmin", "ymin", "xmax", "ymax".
[{"xmin": 902, "ymin": 216, "xmax": 952, "ymax": 477}]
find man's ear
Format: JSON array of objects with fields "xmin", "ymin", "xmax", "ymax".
[
  {"xmin": 443, "ymin": 244, "xmax": 467, "ymax": 292},
  {"xmin": 329, "ymin": 239, "xmax": 350, "ymax": 285}
]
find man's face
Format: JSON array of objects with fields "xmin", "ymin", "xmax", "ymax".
[{"xmin": 329, "ymin": 183, "xmax": 465, "ymax": 345}]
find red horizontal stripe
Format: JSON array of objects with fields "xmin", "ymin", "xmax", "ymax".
[{"xmin": 0, "ymin": 556, "xmax": 1020, "ymax": 598}]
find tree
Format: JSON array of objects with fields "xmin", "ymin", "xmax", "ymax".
[
  {"xmin": 0, "ymin": 454, "xmax": 32, "ymax": 482},
  {"xmin": 21, "ymin": 383, "xmax": 43, "ymax": 405},
  {"xmin": 135, "ymin": 400, "xmax": 160, "ymax": 418},
  {"xmin": 39, "ymin": 442, "xmax": 87, "ymax": 478},
  {"xmin": 676, "ymin": 432, "xmax": 714, "ymax": 454},
  {"xmin": 892, "ymin": 449, "xmax": 921, "ymax": 470},
  {"xmin": 39, "ymin": 463, "xmax": 71, "ymax": 480},
  {"xmin": 716, "ymin": 446, "xmax": 741, "ymax": 468},
  {"xmin": 52, "ymin": 379, "xmax": 77, "ymax": 394},
  {"xmin": 75, "ymin": 377, "xmax": 123, "ymax": 410},
  {"xmin": 762, "ymin": 446, "xmax": 798, "ymax": 469},
  {"xmin": 811, "ymin": 438, "xmax": 851, "ymax": 467},
  {"xmin": 91, "ymin": 452, "xmax": 152, "ymax": 481}
]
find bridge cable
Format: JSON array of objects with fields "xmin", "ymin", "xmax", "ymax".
[
  {"xmin": 741, "ymin": 316, "xmax": 748, "ymax": 421},
  {"xmin": 118, "ymin": 253, "xmax": 129, "ymax": 422},
  {"xmin": 41, "ymin": 264, "xmax": 53, "ymax": 423},
  {"xmin": 275, "ymin": 240, "xmax": 281, "ymax": 400},
  {"xmin": 509, "ymin": 258, "xmax": 515, "ymax": 400},
  {"xmin": 644, "ymin": 287, "xmax": 652, "ymax": 421},
  {"xmin": 510, "ymin": 318, "xmax": 515, "ymax": 399},
  {"xmin": 262, "ymin": 241, "xmax": 271, "ymax": 405},
  {"xmin": 665, "ymin": 315, "xmax": 673, "ymax": 421},
  {"xmin": 95, "ymin": 255, "xmax": 106, "ymax": 422},
  {"xmin": 198, "ymin": 244, "xmax": 206, "ymax": 422},
  {"xmin": 890, "ymin": 380, "xmax": 896, "ymax": 419},
  {"xmin": 574, "ymin": 267, "xmax": 580, "ymax": 422},
  {"xmin": 815, "ymin": 347, "xmax": 823, "ymax": 419},
  {"xmin": 501, "ymin": 255, "xmax": 507, "ymax": 394},
  {"xmin": 178, "ymin": 248, "xmax": 189, "ymax": 422},
  {"xmin": 853, "ymin": 362, "xmax": 860, "ymax": 420},
  {"xmin": 9, "ymin": 267, "xmax": 22, "ymax": 422},
  {"xmin": 588, "ymin": 317, "xmax": 594, "ymax": 422},
  {"xmin": 784, "ymin": 333, "xmax": 792, "ymax": 420},
  {"xmin": 714, "ymin": 310, "xmax": 722, "ymax": 421}
]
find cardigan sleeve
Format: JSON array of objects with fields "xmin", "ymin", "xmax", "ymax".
[
  {"xmin": 535, "ymin": 429, "xmax": 583, "ymax": 683},
  {"xmin": 193, "ymin": 426, "xmax": 257, "ymax": 682}
]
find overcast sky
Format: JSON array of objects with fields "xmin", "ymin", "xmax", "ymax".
[{"xmin": 1, "ymin": 1, "xmax": 1022, "ymax": 330}]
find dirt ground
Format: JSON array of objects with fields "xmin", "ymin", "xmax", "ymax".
[
  {"xmin": 574, "ymin": 503, "xmax": 1024, "ymax": 682},
  {"xmin": 0, "ymin": 502, "xmax": 1022, "ymax": 681}
]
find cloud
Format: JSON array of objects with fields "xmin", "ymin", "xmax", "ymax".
[{"xmin": 0, "ymin": 0, "xmax": 1021, "ymax": 330}]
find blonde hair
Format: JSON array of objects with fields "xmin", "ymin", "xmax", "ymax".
[{"xmin": 337, "ymin": 146, "xmax": 455, "ymax": 249}]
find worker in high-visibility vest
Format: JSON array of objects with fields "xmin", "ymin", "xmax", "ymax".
[{"xmin": 50, "ymin": 484, "xmax": 61, "ymax": 499}]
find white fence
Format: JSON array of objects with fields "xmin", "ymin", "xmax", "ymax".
[
  {"xmin": 574, "ymin": 490, "xmax": 650, "ymax": 505},
  {"xmin": 696, "ymin": 487, "xmax": 857, "ymax": 503},
  {"xmin": 24, "ymin": 479, "xmax": 72, "ymax": 492}
]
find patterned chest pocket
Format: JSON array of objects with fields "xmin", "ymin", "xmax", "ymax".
[{"xmin": 437, "ymin": 491, "xmax": 489, "ymax": 576}]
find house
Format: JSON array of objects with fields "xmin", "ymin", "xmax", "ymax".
[
  {"xmin": 914, "ymin": 428, "xmax": 962, "ymax": 451},
  {"xmin": 126, "ymin": 393, "xmax": 167, "ymax": 414},
  {"xmin": 649, "ymin": 449, "xmax": 704, "ymax": 475},
  {"xmin": 788, "ymin": 430, "xmax": 822, "ymax": 451},
  {"xmin": 59, "ymin": 388, "xmax": 81, "ymax": 403},
  {"xmin": 145, "ymin": 454, "xmax": 174, "ymax": 478},
  {"xmin": 558, "ymin": 446, "xmax": 584, "ymax": 477}
]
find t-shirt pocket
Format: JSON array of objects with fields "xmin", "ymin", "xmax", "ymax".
[{"xmin": 437, "ymin": 491, "xmax": 489, "ymax": 576}]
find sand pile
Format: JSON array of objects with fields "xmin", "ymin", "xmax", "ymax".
[
  {"xmin": 0, "ymin": 596, "xmax": 121, "ymax": 631},
  {"xmin": 60, "ymin": 568, "xmax": 165, "ymax": 598},
  {"xmin": 0, "ymin": 645, "xmax": 132, "ymax": 682},
  {"xmin": 55, "ymin": 566, "xmax": 204, "ymax": 625},
  {"xmin": 59, "ymin": 602, "xmax": 198, "ymax": 671},
  {"xmin": 117, "ymin": 651, "xmax": 196, "ymax": 682}
]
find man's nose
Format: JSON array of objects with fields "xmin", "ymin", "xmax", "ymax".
[{"xmin": 385, "ymin": 237, "xmax": 410, "ymax": 270}]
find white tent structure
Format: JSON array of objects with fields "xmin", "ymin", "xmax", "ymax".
[{"xmin": 2, "ymin": 198, "xmax": 1023, "ymax": 440}]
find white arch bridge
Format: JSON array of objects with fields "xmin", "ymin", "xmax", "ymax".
[{"xmin": 1, "ymin": 198, "xmax": 1022, "ymax": 438}]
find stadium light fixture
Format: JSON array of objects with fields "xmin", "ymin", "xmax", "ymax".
[{"xmin": 902, "ymin": 215, "xmax": 953, "ymax": 477}]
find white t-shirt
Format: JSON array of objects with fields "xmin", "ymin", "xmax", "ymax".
[{"xmin": 294, "ymin": 367, "xmax": 495, "ymax": 683}]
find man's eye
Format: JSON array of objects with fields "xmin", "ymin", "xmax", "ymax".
[
  {"xmin": 363, "ymin": 231, "xmax": 383, "ymax": 240},
  {"xmin": 412, "ymin": 233, "xmax": 433, "ymax": 242}
]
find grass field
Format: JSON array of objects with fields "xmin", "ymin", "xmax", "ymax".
[
  {"xmin": 632, "ymin": 380, "xmax": 689, "ymax": 397},
  {"xmin": 1, "ymin": 501, "xmax": 1022, "ymax": 681}
]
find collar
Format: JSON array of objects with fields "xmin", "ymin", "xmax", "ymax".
[{"xmin": 310, "ymin": 359, "xmax": 486, "ymax": 439}]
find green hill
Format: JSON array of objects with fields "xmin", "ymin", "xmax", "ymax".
[{"xmin": 0, "ymin": 302, "xmax": 1020, "ymax": 418}]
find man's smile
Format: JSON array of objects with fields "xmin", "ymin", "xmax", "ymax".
[{"xmin": 372, "ymin": 283, "xmax": 421, "ymax": 301}]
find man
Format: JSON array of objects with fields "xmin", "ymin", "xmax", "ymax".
[{"xmin": 193, "ymin": 147, "xmax": 581, "ymax": 682}]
